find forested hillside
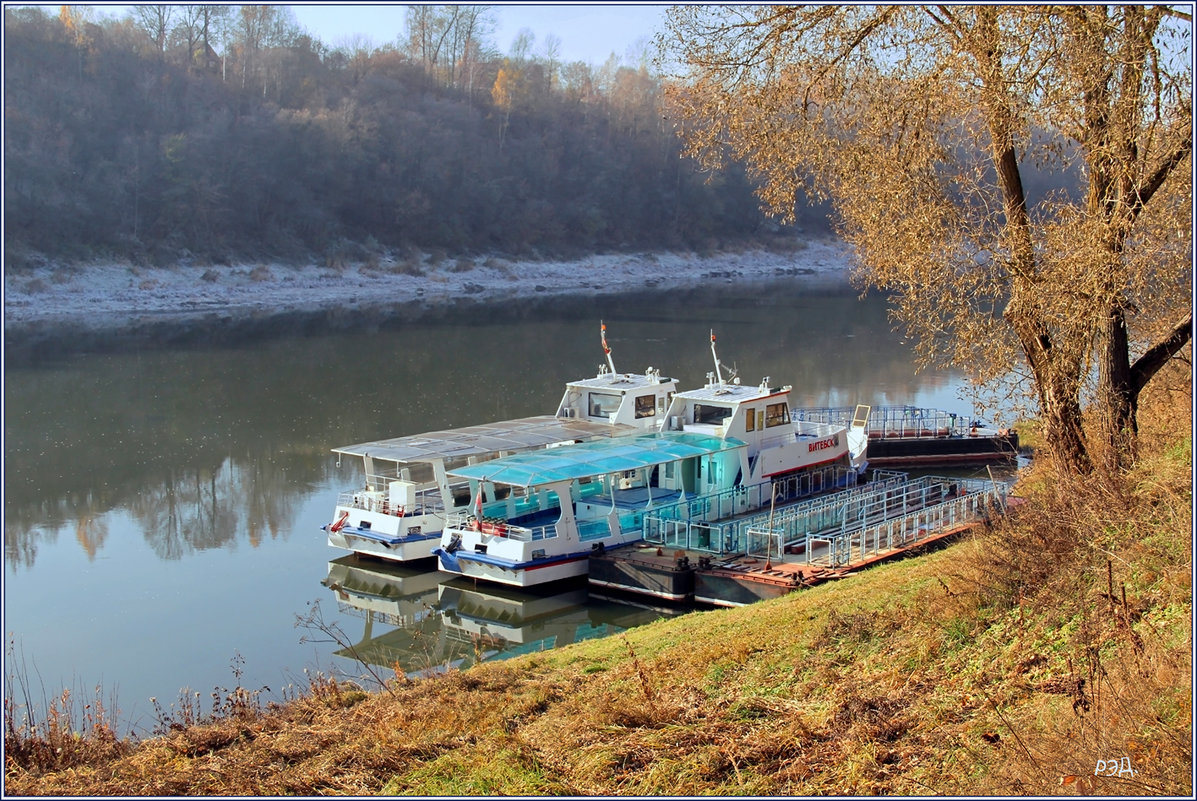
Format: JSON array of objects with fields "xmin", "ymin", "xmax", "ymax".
[{"xmin": 4, "ymin": 5, "xmax": 823, "ymax": 270}]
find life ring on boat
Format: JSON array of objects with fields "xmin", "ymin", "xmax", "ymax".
[
  {"xmin": 394, "ymin": 505, "xmax": 405, "ymax": 518},
  {"xmin": 329, "ymin": 510, "xmax": 350, "ymax": 533}
]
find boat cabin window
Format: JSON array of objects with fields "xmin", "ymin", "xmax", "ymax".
[
  {"xmin": 745, "ymin": 408, "xmax": 756, "ymax": 432},
  {"xmin": 694, "ymin": 403, "xmax": 732, "ymax": 425},
  {"xmin": 588, "ymin": 391, "xmax": 621, "ymax": 418},
  {"xmin": 765, "ymin": 402, "xmax": 789, "ymax": 428},
  {"xmin": 635, "ymin": 394, "xmax": 656, "ymax": 419}
]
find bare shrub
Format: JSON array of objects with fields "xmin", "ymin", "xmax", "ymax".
[
  {"xmin": 4, "ymin": 639, "xmax": 130, "ymax": 772},
  {"xmin": 248, "ymin": 265, "xmax": 273, "ymax": 283},
  {"xmin": 149, "ymin": 653, "xmax": 269, "ymax": 737},
  {"xmin": 390, "ymin": 256, "xmax": 425, "ymax": 276}
]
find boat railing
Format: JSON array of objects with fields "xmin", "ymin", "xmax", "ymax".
[
  {"xmin": 792, "ymin": 419, "xmax": 842, "ymax": 439},
  {"xmin": 647, "ymin": 468, "xmax": 913, "ymax": 557},
  {"xmin": 339, "ymin": 474, "xmax": 464, "ymax": 519},
  {"xmin": 641, "ymin": 464, "xmax": 860, "ymax": 555},
  {"xmin": 759, "ymin": 431, "xmax": 794, "ymax": 451},
  {"xmin": 578, "ymin": 519, "xmax": 612, "ymax": 541},
  {"xmin": 444, "ymin": 511, "xmax": 559, "ymax": 543},
  {"xmin": 784, "ymin": 477, "xmax": 1006, "ymax": 568},
  {"xmin": 335, "ymin": 486, "xmax": 447, "ymax": 518},
  {"xmin": 792, "ymin": 406, "xmax": 979, "ymax": 439}
]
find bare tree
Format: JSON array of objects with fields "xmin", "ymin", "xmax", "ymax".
[
  {"xmin": 131, "ymin": 4, "xmax": 173, "ymax": 57},
  {"xmin": 508, "ymin": 26, "xmax": 535, "ymax": 62},
  {"xmin": 661, "ymin": 5, "xmax": 1192, "ymax": 476},
  {"xmin": 541, "ymin": 33, "xmax": 562, "ymax": 91},
  {"xmin": 405, "ymin": 4, "xmax": 457, "ymax": 82},
  {"xmin": 403, "ymin": 5, "xmax": 495, "ymax": 92},
  {"xmin": 170, "ymin": 5, "xmax": 206, "ymax": 69}
]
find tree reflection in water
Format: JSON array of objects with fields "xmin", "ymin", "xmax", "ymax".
[{"xmin": 4, "ymin": 283, "xmax": 966, "ymax": 569}]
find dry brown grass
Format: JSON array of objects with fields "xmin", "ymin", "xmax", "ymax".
[{"xmin": 6, "ymin": 362, "xmax": 1190, "ymax": 796}]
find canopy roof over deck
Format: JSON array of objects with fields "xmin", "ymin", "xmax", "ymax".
[
  {"xmin": 332, "ymin": 415, "xmax": 636, "ymax": 464},
  {"xmin": 447, "ymin": 431, "xmax": 745, "ymax": 489}
]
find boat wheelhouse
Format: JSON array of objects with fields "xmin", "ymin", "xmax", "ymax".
[
  {"xmin": 324, "ymin": 325, "xmax": 678, "ymax": 562},
  {"xmin": 660, "ymin": 332, "xmax": 871, "ymax": 488}
]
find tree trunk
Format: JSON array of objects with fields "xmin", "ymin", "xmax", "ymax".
[
  {"xmin": 1037, "ymin": 370, "xmax": 1091, "ymax": 476},
  {"xmin": 1096, "ymin": 304, "xmax": 1137, "ymax": 470}
]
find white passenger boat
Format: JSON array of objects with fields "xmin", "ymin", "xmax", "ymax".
[
  {"xmin": 432, "ymin": 333, "xmax": 870, "ymax": 587},
  {"xmin": 324, "ymin": 324, "xmax": 679, "ymax": 562}
]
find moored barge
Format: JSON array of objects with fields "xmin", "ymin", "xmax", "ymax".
[{"xmin": 792, "ymin": 405, "xmax": 1019, "ymax": 467}]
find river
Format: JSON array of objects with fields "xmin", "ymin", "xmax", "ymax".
[{"xmin": 3, "ymin": 280, "xmax": 991, "ymax": 737}]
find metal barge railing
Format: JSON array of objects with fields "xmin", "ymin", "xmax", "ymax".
[
  {"xmin": 640, "ymin": 465, "xmax": 864, "ymax": 555},
  {"xmin": 745, "ymin": 475, "xmax": 1004, "ymax": 568},
  {"xmin": 792, "ymin": 405, "xmax": 986, "ymax": 439}
]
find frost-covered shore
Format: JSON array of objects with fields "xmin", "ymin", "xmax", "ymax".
[{"xmin": 3, "ymin": 240, "xmax": 854, "ymax": 359}]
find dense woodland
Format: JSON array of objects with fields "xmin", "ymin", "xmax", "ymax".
[{"xmin": 4, "ymin": 5, "xmax": 820, "ymax": 269}]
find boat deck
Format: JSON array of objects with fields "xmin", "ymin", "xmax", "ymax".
[
  {"xmin": 592, "ymin": 486, "xmax": 684, "ymax": 509},
  {"xmin": 333, "ymin": 415, "xmax": 638, "ymax": 464}
]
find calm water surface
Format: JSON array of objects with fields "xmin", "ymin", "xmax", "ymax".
[{"xmin": 3, "ymin": 281, "xmax": 990, "ymax": 735}]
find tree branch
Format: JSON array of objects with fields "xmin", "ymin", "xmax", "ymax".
[
  {"xmin": 1130, "ymin": 313, "xmax": 1193, "ymax": 396},
  {"xmin": 1134, "ymin": 140, "xmax": 1194, "ymax": 214}
]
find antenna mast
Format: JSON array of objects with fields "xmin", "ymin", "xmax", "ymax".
[
  {"xmin": 601, "ymin": 321, "xmax": 617, "ymax": 374},
  {"xmin": 710, "ymin": 329, "xmax": 724, "ymax": 385}
]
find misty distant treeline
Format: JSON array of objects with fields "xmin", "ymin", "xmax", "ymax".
[{"xmin": 3, "ymin": 5, "xmax": 829, "ymax": 269}]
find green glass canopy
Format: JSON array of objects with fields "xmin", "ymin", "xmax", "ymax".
[{"xmin": 447, "ymin": 431, "xmax": 745, "ymax": 488}]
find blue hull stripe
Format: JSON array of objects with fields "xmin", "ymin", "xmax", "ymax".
[
  {"xmin": 433, "ymin": 547, "xmax": 599, "ymax": 573},
  {"xmin": 324, "ymin": 525, "xmax": 440, "ymax": 547}
]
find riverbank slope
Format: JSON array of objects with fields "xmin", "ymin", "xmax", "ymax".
[{"xmin": 4, "ymin": 359, "xmax": 1191, "ymax": 796}]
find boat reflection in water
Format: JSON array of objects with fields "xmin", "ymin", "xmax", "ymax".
[{"xmin": 321, "ymin": 556, "xmax": 680, "ymax": 677}]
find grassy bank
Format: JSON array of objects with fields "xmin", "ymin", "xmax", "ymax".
[{"xmin": 5, "ymin": 369, "xmax": 1191, "ymax": 796}]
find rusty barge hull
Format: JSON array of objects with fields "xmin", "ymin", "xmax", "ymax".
[{"xmin": 864, "ymin": 431, "xmax": 1019, "ymax": 467}]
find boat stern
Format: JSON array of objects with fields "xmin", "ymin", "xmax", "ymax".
[
  {"xmin": 434, "ymin": 517, "xmax": 590, "ymax": 587},
  {"xmin": 325, "ymin": 490, "xmax": 444, "ymax": 562}
]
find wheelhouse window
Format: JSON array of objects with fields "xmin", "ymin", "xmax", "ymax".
[
  {"xmin": 694, "ymin": 403, "xmax": 732, "ymax": 425},
  {"xmin": 745, "ymin": 408, "xmax": 756, "ymax": 432},
  {"xmin": 765, "ymin": 402, "xmax": 789, "ymax": 428},
  {"xmin": 635, "ymin": 394, "xmax": 656, "ymax": 419},
  {"xmin": 589, "ymin": 391, "xmax": 621, "ymax": 418}
]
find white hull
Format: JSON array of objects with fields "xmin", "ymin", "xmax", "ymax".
[
  {"xmin": 435, "ymin": 508, "xmax": 645, "ymax": 588},
  {"xmin": 444, "ymin": 551, "xmax": 592, "ymax": 588},
  {"xmin": 326, "ymin": 503, "xmax": 445, "ymax": 563},
  {"xmin": 326, "ymin": 529, "xmax": 442, "ymax": 562}
]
